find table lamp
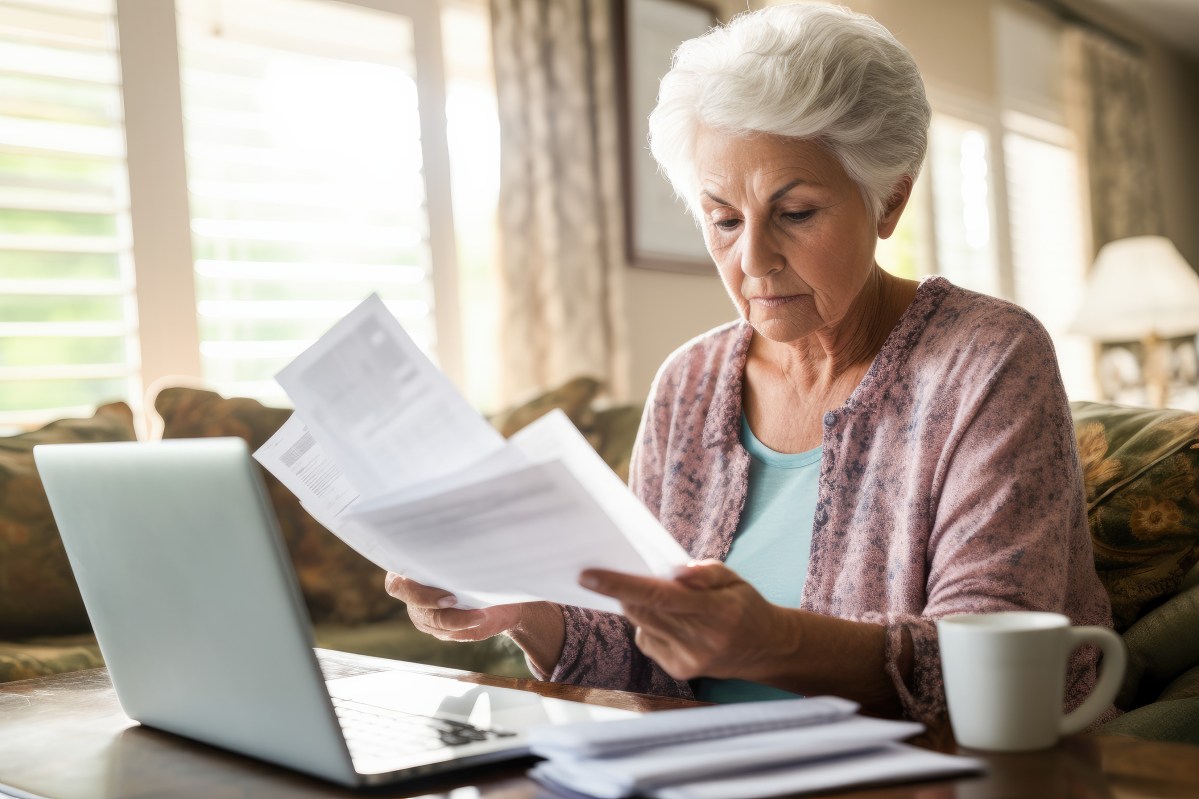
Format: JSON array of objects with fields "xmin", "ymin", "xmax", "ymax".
[{"xmin": 1069, "ymin": 235, "xmax": 1199, "ymax": 407}]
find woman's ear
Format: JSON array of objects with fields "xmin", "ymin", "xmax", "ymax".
[{"xmin": 877, "ymin": 176, "xmax": 914, "ymax": 240}]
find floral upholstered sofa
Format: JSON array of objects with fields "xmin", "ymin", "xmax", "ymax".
[
  {"xmin": 1, "ymin": 386, "xmax": 1196, "ymax": 743},
  {"xmin": 1070, "ymin": 401, "xmax": 1199, "ymax": 742},
  {"xmin": 0, "ymin": 377, "xmax": 640, "ymax": 685}
]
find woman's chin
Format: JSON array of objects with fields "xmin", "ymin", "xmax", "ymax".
[{"xmin": 747, "ymin": 315, "xmax": 817, "ymax": 344}]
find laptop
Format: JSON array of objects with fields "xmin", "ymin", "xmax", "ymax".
[{"xmin": 33, "ymin": 437, "xmax": 634, "ymax": 788}]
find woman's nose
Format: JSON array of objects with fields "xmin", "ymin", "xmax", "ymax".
[{"xmin": 740, "ymin": 221, "xmax": 783, "ymax": 277}]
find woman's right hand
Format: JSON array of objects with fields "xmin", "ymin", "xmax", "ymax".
[
  {"xmin": 383, "ymin": 572, "xmax": 566, "ymax": 675},
  {"xmin": 384, "ymin": 572, "xmax": 521, "ymax": 641}
]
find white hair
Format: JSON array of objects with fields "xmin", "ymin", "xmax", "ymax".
[{"xmin": 648, "ymin": 3, "xmax": 931, "ymax": 222}]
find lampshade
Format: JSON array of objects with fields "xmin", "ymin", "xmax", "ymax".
[{"xmin": 1070, "ymin": 236, "xmax": 1199, "ymax": 342}]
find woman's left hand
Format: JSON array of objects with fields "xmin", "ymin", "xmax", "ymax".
[{"xmin": 580, "ymin": 560, "xmax": 797, "ymax": 682}]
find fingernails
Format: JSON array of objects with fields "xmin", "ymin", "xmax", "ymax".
[
  {"xmin": 437, "ymin": 595, "xmax": 458, "ymax": 609},
  {"xmin": 579, "ymin": 573, "xmax": 599, "ymax": 590}
]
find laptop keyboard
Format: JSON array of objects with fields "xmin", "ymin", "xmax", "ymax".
[{"xmin": 331, "ymin": 697, "xmax": 517, "ymax": 761}]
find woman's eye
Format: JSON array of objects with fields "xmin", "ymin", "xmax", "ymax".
[
  {"xmin": 783, "ymin": 210, "xmax": 815, "ymax": 223},
  {"xmin": 713, "ymin": 218, "xmax": 741, "ymax": 231}
]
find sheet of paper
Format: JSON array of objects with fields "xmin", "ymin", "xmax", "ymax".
[
  {"xmin": 274, "ymin": 294, "xmax": 505, "ymax": 498},
  {"xmin": 252, "ymin": 414, "xmax": 445, "ymax": 588},
  {"xmin": 349, "ymin": 444, "xmax": 530, "ymax": 511},
  {"xmin": 261, "ymin": 297, "xmax": 690, "ymax": 615},
  {"xmin": 530, "ymin": 717, "xmax": 925, "ymax": 799},
  {"xmin": 340, "ymin": 410, "xmax": 689, "ymax": 612},
  {"xmin": 506, "ymin": 410, "xmax": 689, "ymax": 575},
  {"xmin": 649, "ymin": 744, "xmax": 983, "ymax": 799},
  {"xmin": 345, "ymin": 459, "xmax": 672, "ymax": 613},
  {"xmin": 531, "ymin": 742, "xmax": 982, "ymax": 799},
  {"xmin": 528, "ymin": 696, "xmax": 859, "ymax": 760},
  {"xmin": 252, "ymin": 414, "xmax": 360, "ymax": 523}
]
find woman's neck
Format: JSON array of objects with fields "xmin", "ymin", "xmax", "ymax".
[
  {"xmin": 753, "ymin": 267, "xmax": 917, "ymax": 391},
  {"xmin": 742, "ymin": 268, "xmax": 918, "ymax": 453}
]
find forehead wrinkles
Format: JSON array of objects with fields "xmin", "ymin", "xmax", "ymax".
[
  {"xmin": 695, "ymin": 137, "xmax": 843, "ymax": 203},
  {"xmin": 699, "ymin": 165, "xmax": 831, "ymax": 207}
]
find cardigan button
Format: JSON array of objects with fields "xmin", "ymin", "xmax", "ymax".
[
  {"xmin": 814, "ymin": 506, "xmax": 828, "ymax": 525},
  {"xmin": 823, "ymin": 411, "xmax": 838, "ymax": 427}
]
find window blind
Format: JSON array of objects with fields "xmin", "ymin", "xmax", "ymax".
[
  {"xmin": 928, "ymin": 114, "xmax": 1001, "ymax": 299},
  {"xmin": 1005, "ymin": 116, "xmax": 1094, "ymax": 400},
  {"xmin": 175, "ymin": 0, "xmax": 437, "ymax": 405},
  {"xmin": 0, "ymin": 0, "xmax": 139, "ymax": 428},
  {"xmin": 996, "ymin": 4, "xmax": 1094, "ymax": 399}
]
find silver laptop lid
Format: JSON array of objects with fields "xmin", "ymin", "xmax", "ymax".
[{"xmin": 34, "ymin": 438, "xmax": 359, "ymax": 786}]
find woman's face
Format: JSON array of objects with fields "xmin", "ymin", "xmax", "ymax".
[{"xmin": 694, "ymin": 128, "xmax": 902, "ymax": 344}]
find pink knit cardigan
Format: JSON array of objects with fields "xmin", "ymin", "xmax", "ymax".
[{"xmin": 545, "ymin": 277, "xmax": 1113, "ymax": 725}]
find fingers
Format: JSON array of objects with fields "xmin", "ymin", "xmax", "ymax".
[
  {"xmin": 631, "ymin": 622, "xmax": 700, "ymax": 681},
  {"xmin": 621, "ymin": 603, "xmax": 677, "ymax": 637},
  {"xmin": 384, "ymin": 572, "xmax": 457, "ymax": 609},
  {"xmin": 594, "ymin": 562, "xmax": 761, "ymax": 681},
  {"xmin": 580, "ymin": 569, "xmax": 689, "ymax": 610},
  {"xmin": 670, "ymin": 560, "xmax": 739, "ymax": 589},
  {"xmin": 631, "ymin": 621, "xmax": 673, "ymax": 655},
  {"xmin": 408, "ymin": 605, "xmax": 491, "ymax": 639},
  {"xmin": 384, "ymin": 572, "xmax": 487, "ymax": 642},
  {"xmin": 383, "ymin": 574, "xmax": 529, "ymax": 643},
  {"xmin": 580, "ymin": 565, "xmax": 740, "ymax": 612}
]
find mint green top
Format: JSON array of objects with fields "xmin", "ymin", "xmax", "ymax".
[{"xmin": 692, "ymin": 416, "xmax": 821, "ymax": 704}]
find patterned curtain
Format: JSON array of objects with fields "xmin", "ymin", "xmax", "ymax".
[
  {"xmin": 489, "ymin": 0, "xmax": 628, "ymax": 405},
  {"xmin": 1063, "ymin": 26, "xmax": 1165, "ymax": 254}
]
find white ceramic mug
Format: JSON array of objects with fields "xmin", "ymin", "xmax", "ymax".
[{"xmin": 937, "ymin": 611, "xmax": 1125, "ymax": 752}]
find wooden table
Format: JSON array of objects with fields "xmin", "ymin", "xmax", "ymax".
[{"xmin": 1, "ymin": 649, "xmax": 1197, "ymax": 799}]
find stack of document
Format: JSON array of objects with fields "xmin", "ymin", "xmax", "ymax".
[
  {"xmin": 527, "ymin": 697, "xmax": 982, "ymax": 799},
  {"xmin": 253, "ymin": 294, "xmax": 689, "ymax": 614}
]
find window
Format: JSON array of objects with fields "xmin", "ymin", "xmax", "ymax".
[
  {"xmin": 440, "ymin": 0, "xmax": 501, "ymax": 412},
  {"xmin": 994, "ymin": 3, "xmax": 1094, "ymax": 399},
  {"xmin": 928, "ymin": 115, "xmax": 1002, "ymax": 298},
  {"xmin": 875, "ymin": 162, "xmax": 931, "ymax": 282},
  {"xmin": 899, "ymin": 5, "xmax": 1095, "ymax": 400},
  {"xmin": 1, "ymin": 0, "xmax": 494, "ymax": 429},
  {"xmin": 1005, "ymin": 112, "xmax": 1094, "ymax": 399},
  {"xmin": 0, "ymin": 0, "xmax": 139, "ymax": 428},
  {"xmin": 915, "ymin": 104, "xmax": 1093, "ymax": 398},
  {"xmin": 176, "ymin": 0, "xmax": 440, "ymax": 405}
]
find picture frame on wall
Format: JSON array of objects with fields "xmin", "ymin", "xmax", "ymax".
[{"xmin": 613, "ymin": 0, "xmax": 717, "ymax": 274}]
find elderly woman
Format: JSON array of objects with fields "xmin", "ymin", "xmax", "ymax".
[{"xmin": 386, "ymin": 4, "xmax": 1112, "ymax": 725}]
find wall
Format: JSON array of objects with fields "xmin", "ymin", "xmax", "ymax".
[
  {"xmin": 624, "ymin": 267, "xmax": 736, "ymax": 394},
  {"xmin": 1150, "ymin": 50, "xmax": 1199, "ymax": 272},
  {"xmin": 619, "ymin": 0, "xmax": 1199, "ymax": 400},
  {"xmin": 620, "ymin": 0, "xmax": 752, "ymax": 397},
  {"xmin": 853, "ymin": 0, "xmax": 997, "ymax": 105}
]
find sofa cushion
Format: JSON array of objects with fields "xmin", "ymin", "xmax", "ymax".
[
  {"xmin": 0, "ymin": 634, "xmax": 103, "ymax": 683},
  {"xmin": 1160, "ymin": 665, "xmax": 1199, "ymax": 703},
  {"xmin": 1095, "ymin": 696, "xmax": 1199, "ymax": 745},
  {"xmin": 153, "ymin": 386, "xmax": 407, "ymax": 626},
  {"xmin": 488, "ymin": 377, "xmax": 646, "ymax": 481},
  {"xmin": 1071, "ymin": 401, "xmax": 1199, "ymax": 631},
  {"xmin": 592, "ymin": 405, "xmax": 643, "ymax": 484},
  {"xmin": 1116, "ymin": 577, "xmax": 1199, "ymax": 709},
  {"xmin": 489, "ymin": 376, "xmax": 602, "ymax": 439},
  {"xmin": 0, "ymin": 403, "xmax": 137, "ymax": 637}
]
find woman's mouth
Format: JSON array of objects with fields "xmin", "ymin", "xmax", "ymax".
[{"xmin": 747, "ymin": 294, "xmax": 802, "ymax": 308}]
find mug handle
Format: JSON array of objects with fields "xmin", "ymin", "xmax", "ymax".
[{"xmin": 1059, "ymin": 626, "xmax": 1127, "ymax": 737}]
